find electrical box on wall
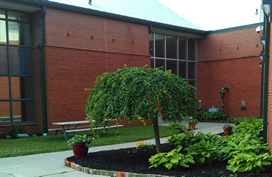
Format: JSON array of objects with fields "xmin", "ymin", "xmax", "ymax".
[{"xmin": 241, "ymin": 100, "xmax": 247, "ymax": 111}]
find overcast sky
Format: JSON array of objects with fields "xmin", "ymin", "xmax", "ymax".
[{"xmin": 157, "ymin": 0, "xmax": 262, "ymax": 30}]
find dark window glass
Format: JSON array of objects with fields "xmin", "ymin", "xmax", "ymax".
[
  {"xmin": 156, "ymin": 59, "xmax": 165, "ymax": 71},
  {"xmin": 8, "ymin": 11, "xmax": 30, "ymax": 22},
  {"xmin": 0, "ymin": 46, "xmax": 8, "ymax": 74},
  {"xmin": 188, "ymin": 62, "xmax": 195, "ymax": 79},
  {"xmin": 179, "ymin": 38, "xmax": 186, "ymax": 59},
  {"xmin": 155, "ymin": 34, "xmax": 164, "ymax": 57},
  {"xmin": 0, "ymin": 20, "xmax": 7, "ymax": 44},
  {"xmin": 188, "ymin": 80, "xmax": 195, "ymax": 87},
  {"xmin": 20, "ymin": 23, "xmax": 31, "ymax": 46},
  {"xmin": 167, "ymin": 60, "xmax": 177, "ymax": 74},
  {"xmin": 179, "ymin": 61, "xmax": 186, "ymax": 78},
  {"xmin": 12, "ymin": 101, "xmax": 33, "ymax": 122},
  {"xmin": 0, "ymin": 77, "xmax": 9, "ymax": 99},
  {"xmin": 188, "ymin": 39, "xmax": 195, "ymax": 61},
  {"xmin": 10, "ymin": 47, "xmax": 32, "ymax": 75},
  {"xmin": 0, "ymin": 102, "xmax": 10, "ymax": 123},
  {"xmin": 11, "ymin": 77, "xmax": 33, "ymax": 99},
  {"xmin": 0, "ymin": 10, "xmax": 5, "ymax": 19},
  {"xmin": 149, "ymin": 33, "xmax": 154, "ymax": 56},
  {"xmin": 166, "ymin": 35, "xmax": 177, "ymax": 59},
  {"xmin": 151, "ymin": 58, "xmax": 154, "ymax": 68}
]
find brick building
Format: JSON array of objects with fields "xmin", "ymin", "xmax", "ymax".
[{"xmin": 0, "ymin": 0, "xmax": 264, "ymax": 137}]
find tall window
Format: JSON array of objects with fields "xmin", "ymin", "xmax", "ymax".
[
  {"xmin": 0, "ymin": 9, "xmax": 35, "ymax": 124},
  {"xmin": 150, "ymin": 33, "xmax": 197, "ymax": 87}
]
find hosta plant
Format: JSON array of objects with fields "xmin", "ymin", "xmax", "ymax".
[
  {"xmin": 227, "ymin": 152, "xmax": 272, "ymax": 173},
  {"xmin": 149, "ymin": 146, "xmax": 195, "ymax": 169}
]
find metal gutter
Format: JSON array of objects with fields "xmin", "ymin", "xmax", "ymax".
[
  {"xmin": 8, "ymin": 0, "xmax": 207, "ymax": 36},
  {"xmin": 208, "ymin": 23, "xmax": 263, "ymax": 34},
  {"xmin": 38, "ymin": 6, "xmax": 48, "ymax": 133}
]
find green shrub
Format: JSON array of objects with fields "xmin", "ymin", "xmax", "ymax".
[
  {"xmin": 222, "ymin": 118, "xmax": 272, "ymax": 173},
  {"xmin": 184, "ymin": 139, "xmax": 223, "ymax": 164},
  {"xmin": 168, "ymin": 131, "xmax": 223, "ymax": 149},
  {"xmin": 226, "ymin": 153, "xmax": 272, "ymax": 173},
  {"xmin": 0, "ymin": 131, "xmax": 7, "ymax": 139},
  {"xmin": 9, "ymin": 126, "xmax": 18, "ymax": 138},
  {"xmin": 192, "ymin": 111, "xmax": 225, "ymax": 120},
  {"xmin": 149, "ymin": 147, "xmax": 195, "ymax": 169},
  {"xmin": 169, "ymin": 122, "xmax": 188, "ymax": 133},
  {"xmin": 232, "ymin": 118, "xmax": 263, "ymax": 137}
]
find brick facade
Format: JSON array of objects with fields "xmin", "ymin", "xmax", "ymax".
[
  {"xmin": 267, "ymin": 22, "xmax": 272, "ymax": 152},
  {"xmin": 44, "ymin": 8, "xmax": 151, "ymax": 130},
  {"xmin": 197, "ymin": 27, "xmax": 262, "ymax": 118}
]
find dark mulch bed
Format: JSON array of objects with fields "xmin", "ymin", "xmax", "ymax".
[{"xmin": 68, "ymin": 144, "xmax": 272, "ymax": 177}]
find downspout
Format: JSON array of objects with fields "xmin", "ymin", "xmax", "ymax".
[
  {"xmin": 149, "ymin": 25, "xmax": 152, "ymax": 34},
  {"xmin": 260, "ymin": 59, "xmax": 264, "ymax": 118},
  {"xmin": 38, "ymin": 6, "xmax": 48, "ymax": 134},
  {"xmin": 263, "ymin": 15, "xmax": 270, "ymax": 143}
]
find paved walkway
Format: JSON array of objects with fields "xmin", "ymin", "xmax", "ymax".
[{"xmin": 0, "ymin": 121, "xmax": 228, "ymax": 177}]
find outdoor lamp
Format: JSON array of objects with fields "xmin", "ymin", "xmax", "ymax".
[
  {"xmin": 263, "ymin": 0, "xmax": 271, "ymax": 18},
  {"xmin": 259, "ymin": 62, "xmax": 263, "ymax": 68},
  {"xmin": 261, "ymin": 36, "xmax": 266, "ymax": 46},
  {"xmin": 260, "ymin": 51, "xmax": 265, "ymax": 60}
]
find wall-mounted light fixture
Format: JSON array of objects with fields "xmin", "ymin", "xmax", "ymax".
[{"xmin": 259, "ymin": 62, "xmax": 263, "ymax": 68}]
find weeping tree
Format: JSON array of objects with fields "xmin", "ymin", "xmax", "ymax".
[{"xmin": 86, "ymin": 66, "xmax": 197, "ymax": 153}]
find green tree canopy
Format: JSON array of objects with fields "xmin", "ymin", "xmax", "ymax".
[{"xmin": 86, "ymin": 66, "xmax": 197, "ymax": 153}]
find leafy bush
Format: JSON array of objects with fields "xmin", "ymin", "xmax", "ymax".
[
  {"xmin": 168, "ymin": 131, "xmax": 223, "ymax": 149},
  {"xmin": 149, "ymin": 147, "xmax": 195, "ymax": 169},
  {"xmin": 232, "ymin": 118, "xmax": 263, "ymax": 137},
  {"xmin": 184, "ymin": 139, "xmax": 223, "ymax": 163},
  {"xmin": 226, "ymin": 153, "xmax": 272, "ymax": 173},
  {"xmin": 166, "ymin": 117, "xmax": 272, "ymax": 174},
  {"xmin": 222, "ymin": 118, "xmax": 272, "ymax": 173},
  {"xmin": 0, "ymin": 131, "xmax": 7, "ymax": 139},
  {"xmin": 192, "ymin": 111, "xmax": 225, "ymax": 120},
  {"xmin": 167, "ymin": 131, "xmax": 203, "ymax": 148},
  {"xmin": 169, "ymin": 122, "xmax": 188, "ymax": 133}
]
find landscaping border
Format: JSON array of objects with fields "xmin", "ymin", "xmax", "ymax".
[{"xmin": 64, "ymin": 158, "xmax": 174, "ymax": 177}]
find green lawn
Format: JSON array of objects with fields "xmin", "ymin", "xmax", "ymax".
[{"xmin": 0, "ymin": 125, "xmax": 178, "ymax": 158}]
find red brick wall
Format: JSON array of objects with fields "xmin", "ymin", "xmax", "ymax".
[
  {"xmin": 44, "ymin": 8, "xmax": 150, "ymax": 129},
  {"xmin": 197, "ymin": 27, "xmax": 263, "ymax": 118},
  {"xmin": 267, "ymin": 22, "xmax": 272, "ymax": 152}
]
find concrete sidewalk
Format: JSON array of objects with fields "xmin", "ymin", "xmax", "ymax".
[{"xmin": 0, "ymin": 122, "xmax": 228, "ymax": 177}]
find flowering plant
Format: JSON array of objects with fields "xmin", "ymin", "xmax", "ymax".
[
  {"xmin": 67, "ymin": 134, "xmax": 95, "ymax": 147},
  {"xmin": 223, "ymin": 124, "xmax": 233, "ymax": 129},
  {"xmin": 187, "ymin": 117, "xmax": 198, "ymax": 124},
  {"xmin": 136, "ymin": 141, "xmax": 156, "ymax": 150}
]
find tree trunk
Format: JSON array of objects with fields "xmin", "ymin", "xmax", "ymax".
[{"xmin": 152, "ymin": 117, "xmax": 161, "ymax": 154}]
